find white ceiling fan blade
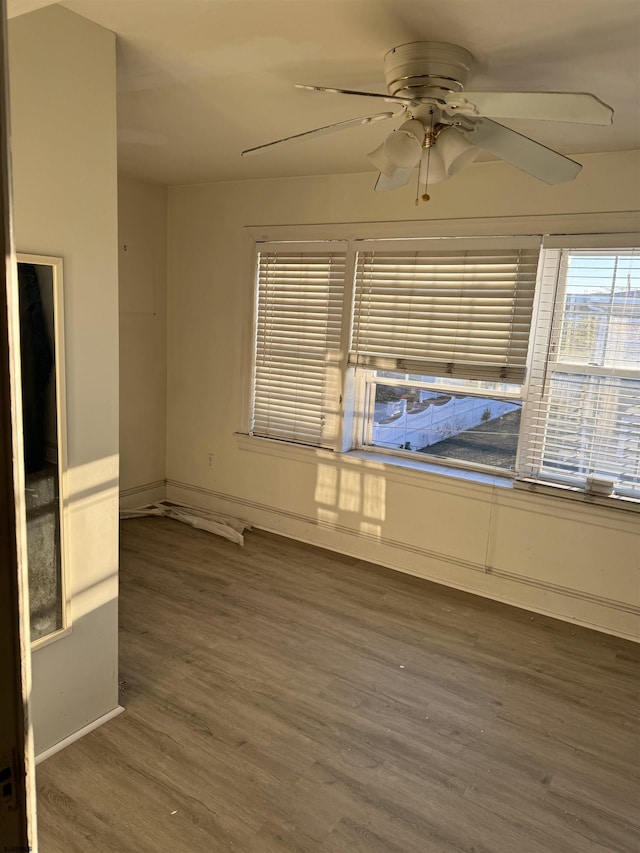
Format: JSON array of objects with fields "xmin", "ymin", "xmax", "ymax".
[
  {"xmin": 444, "ymin": 92, "xmax": 613, "ymax": 125},
  {"xmin": 241, "ymin": 112, "xmax": 397, "ymax": 156},
  {"xmin": 459, "ymin": 118, "xmax": 582, "ymax": 184},
  {"xmin": 296, "ymin": 83, "xmax": 416, "ymax": 106}
]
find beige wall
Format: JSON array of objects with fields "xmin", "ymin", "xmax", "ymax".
[
  {"xmin": 118, "ymin": 176, "xmax": 167, "ymax": 506},
  {"xmin": 9, "ymin": 6, "xmax": 120, "ymax": 753},
  {"xmin": 166, "ymin": 150, "xmax": 640, "ymax": 642}
]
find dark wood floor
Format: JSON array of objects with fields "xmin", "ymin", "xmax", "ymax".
[{"xmin": 36, "ymin": 517, "xmax": 639, "ymax": 852}]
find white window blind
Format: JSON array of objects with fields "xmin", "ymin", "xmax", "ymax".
[
  {"xmin": 251, "ymin": 244, "xmax": 346, "ymax": 448},
  {"xmin": 518, "ymin": 247, "xmax": 640, "ymax": 497},
  {"xmin": 350, "ymin": 238, "xmax": 541, "ymax": 383}
]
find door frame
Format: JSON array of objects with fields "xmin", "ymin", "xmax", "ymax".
[{"xmin": 0, "ymin": 0, "xmax": 38, "ymax": 848}]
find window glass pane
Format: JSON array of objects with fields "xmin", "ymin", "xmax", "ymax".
[
  {"xmin": 369, "ymin": 382, "xmax": 522, "ymax": 471},
  {"xmin": 374, "ymin": 370, "xmax": 521, "ymax": 396},
  {"xmin": 557, "ymin": 252, "xmax": 640, "ymax": 368},
  {"xmin": 540, "ymin": 373, "xmax": 640, "ymax": 495}
]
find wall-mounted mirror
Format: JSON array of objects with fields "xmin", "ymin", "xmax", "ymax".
[{"xmin": 17, "ymin": 254, "xmax": 68, "ymax": 644}]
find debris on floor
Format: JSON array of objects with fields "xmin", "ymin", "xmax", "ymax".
[{"xmin": 120, "ymin": 500, "xmax": 251, "ymax": 545}]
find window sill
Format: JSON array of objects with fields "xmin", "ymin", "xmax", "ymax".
[
  {"xmin": 513, "ymin": 477, "xmax": 639, "ymax": 513},
  {"xmin": 347, "ymin": 448, "xmax": 513, "ymax": 489},
  {"xmin": 236, "ymin": 433, "xmax": 639, "ymax": 513},
  {"xmin": 235, "ymin": 432, "xmax": 512, "ymax": 496}
]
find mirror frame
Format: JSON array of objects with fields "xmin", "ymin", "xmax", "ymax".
[{"xmin": 17, "ymin": 253, "xmax": 71, "ymax": 648}]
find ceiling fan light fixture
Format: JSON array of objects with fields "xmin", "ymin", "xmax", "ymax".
[
  {"xmin": 367, "ymin": 118, "xmax": 425, "ymax": 177},
  {"xmin": 373, "ymin": 166, "xmax": 418, "ymax": 192},
  {"xmin": 367, "ymin": 141, "xmax": 394, "ymax": 176},
  {"xmin": 422, "ymin": 127, "xmax": 479, "ymax": 184},
  {"xmin": 384, "ymin": 118, "xmax": 425, "ymax": 166}
]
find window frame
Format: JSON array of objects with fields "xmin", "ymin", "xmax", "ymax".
[
  {"xmin": 354, "ymin": 370, "xmax": 525, "ymax": 477},
  {"xmin": 242, "ymin": 215, "xmax": 640, "ymax": 506},
  {"xmin": 516, "ymin": 245, "xmax": 640, "ymax": 498}
]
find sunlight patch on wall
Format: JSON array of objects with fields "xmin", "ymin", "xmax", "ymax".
[
  {"xmin": 359, "ymin": 520, "xmax": 382, "ymax": 538},
  {"xmin": 66, "ymin": 454, "xmax": 119, "ymax": 616},
  {"xmin": 317, "ymin": 507, "xmax": 339, "ymax": 528},
  {"xmin": 314, "ymin": 464, "xmax": 338, "ymax": 506},
  {"xmin": 67, "ymin": 454, "xmax": 119, "ymax": 514},
  {"xmin": 72, "ymin": 577, "xmax": 118, "ymax": 623},
  {"xmin": 337, "ymin": 469, "xmax": 362, "ymax": 512},
  {"xmin": 363, "ymin": 473, "xmax": 386, "ymax": 521},
  {"xmin": 315, "ymin": 462, "xmax": 386, "ymax": 540}
]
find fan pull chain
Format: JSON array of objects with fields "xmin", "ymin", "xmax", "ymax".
[{"xmin": 416, "ymin": 110, "xmax": 434, "ymax": 204}]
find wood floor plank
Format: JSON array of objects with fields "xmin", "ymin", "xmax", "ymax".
[{"xmin": 35, "ymin": 517, "xmax": 640, "ymax": 852}]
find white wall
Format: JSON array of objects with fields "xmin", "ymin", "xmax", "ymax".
[
  {"xmin": 166, "ymin": 151, "xmax": 640, "ymax": 641},
  {"xmin": 118, "ymin": 176, "xmax": 167, "ymax": 507},
  {"xmin": 9, "ymin": 5, "xmax": 120, "ymax": 753}
]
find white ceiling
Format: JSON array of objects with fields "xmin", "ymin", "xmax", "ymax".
[{"xmin": 8, "ymin": 0, "xmax": 640, "ymax": 186}]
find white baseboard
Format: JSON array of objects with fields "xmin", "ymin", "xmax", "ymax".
[
  {"xmin": 165, "ymin": 478, "xmax": 640, "ymax": 643},
  {"xmin": 120, "ymin": 479, "xmax": 166, "ymax": 509},
  {"xmin": 35, "ymin": 705, "xmax": 125, "ymax": 765}
]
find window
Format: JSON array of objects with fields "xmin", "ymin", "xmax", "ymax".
[
  {"xmin": 252, "ymin": 245, "xmax": 347, "ymax": 448},
  {"xmin": 249, "ymin": 235, "xmax": 639, "ymax": 502},
  {"xmin": 519, "ymin": 247, "xmax": 640, "ymax": 498},
  {"xmin": 364, "ymin": 373, "xmax": 523, "ymax": 472}
]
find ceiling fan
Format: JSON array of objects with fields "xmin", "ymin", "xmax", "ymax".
[{"xmin": 241, "ymin": 42, "xmax": 613, "ymax": 198}]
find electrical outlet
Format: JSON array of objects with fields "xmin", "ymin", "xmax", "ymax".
[{"xmin": 207, "ymin": 453, "xmax": 215, "ymax": 468}]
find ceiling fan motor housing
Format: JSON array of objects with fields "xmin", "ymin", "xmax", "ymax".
[{"xmin": 384, "ymin": 42, "xmax": 474, "ymax": 101}]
